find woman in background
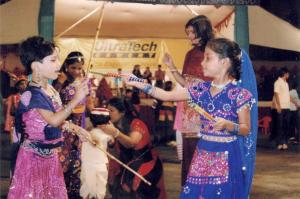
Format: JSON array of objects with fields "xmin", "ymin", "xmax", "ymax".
[
  {"xmin": 4, "ymin": 77, "xmax": 28, "ymax": 176},
  {"xmin": 99, "ymin": 97, "xmax": 166, "ymax": 199}
]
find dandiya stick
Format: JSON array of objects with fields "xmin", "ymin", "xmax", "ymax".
[
  {"xmin": 65, "ymin": 122, "xmax": 152, "ymax": 186},
  {"xmin": 90, "ymin": 71, "xmax": 147, "ymax": 83},
  {"xmin": 189, "ymin": 103, "xmax": 215, "ymax": 121},
  {"xmin": 89, "ymin": 71, "xmax": 122, "ymax": 77},
  {"xmin": 87, "ymin": 2, "xmax": 106, "ymax": 73}
]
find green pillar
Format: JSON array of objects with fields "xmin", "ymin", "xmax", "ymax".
[
  {"xmin": 38, "ymin": 0, "xmax": 55, "ymax": 41},
  {"xmin": 234, "ymin": 6, "xmax": 250, "ymax": 53}
]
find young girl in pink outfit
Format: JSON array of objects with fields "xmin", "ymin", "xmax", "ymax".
[{"xmin": 8, "ymin": 36, "xmax": 89, "ymax": 199}]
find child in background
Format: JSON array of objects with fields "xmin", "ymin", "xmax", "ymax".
[
  {"xmin": 80, "ymin": 108, "xmax": 114, "ymax": 199},
  {"xmin": 4, "ymin": 77, "xmax": 28, "ymax": 177}
]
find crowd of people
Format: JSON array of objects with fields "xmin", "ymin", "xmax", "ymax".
[{"xmin": 0, "ymin": 13, "xmax": 297, "ymax": 199}]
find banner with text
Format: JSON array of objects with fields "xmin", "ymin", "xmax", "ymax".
[
  {"xmin": 92, "ymin": 39, "xmax": 163, "ymax": 69},
  {"xmin": 56, "ymin": 38, "xmax": 191, "ymax": 73}
]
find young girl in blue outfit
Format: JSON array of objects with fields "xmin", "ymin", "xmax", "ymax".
[{"xmin": 123, "ymin": 38, "xmax": 256, "ymax": 199}]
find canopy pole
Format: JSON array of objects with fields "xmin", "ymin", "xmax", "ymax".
[
  {"xmin": 39, "ymin": 0, "xmax": 55, "ymax": 41},
  {"xmin": 234, "ymin": 6, "xmax": 250, "ymax": 53},
  {"xmin": 55, "ymin": 4, "xmax": 104, "ymax": 39},
  {"xmin": 185, "ymin": 5, "xmax": 199, "ymax": 16},
  {"xmin": 86, "ymin": 2, "xmax": 106, "ymax": 74}
]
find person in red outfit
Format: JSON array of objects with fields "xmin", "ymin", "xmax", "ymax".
[
  {"xmin": 99, "ymin": 97, "xmax": 166, "ymax": 199},
  {"xmin": 5, "ymin": 77, "xmax": 28, "ymax": 177},
  {"xmin": 154, "ymin": 65, "xmax": 165, "ymax": 88},
  {"xmin": 4, "ymin": 77, "xmax": 28, "ymax": 135}
]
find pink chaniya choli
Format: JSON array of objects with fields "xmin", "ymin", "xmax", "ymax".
[{"xmin": 8, "ymin": 85, "xmax": 68, "ymax": 199}]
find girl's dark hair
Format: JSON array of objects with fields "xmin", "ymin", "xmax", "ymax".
[
  {"xmin": 60, "ymin": 51, "xmax": 85, "ymax": 88},
  {"xmin": 61, "ymin": 51, "xmax": 84, "ymax": 73},
  {"xmin": 185, "ymin": 15, "xmax": 214, "ymax": 50},
  {"xmin": 164, "ymin": 81, "xmax": 173, "ymax": 91},
  {"xmin": 14, "ymin": 80, "xmax": 27, "ymax": 93},
  {"xmin": 108, "ymin": 97, "xmax": 136, "ymax": 134},
  {"xmin": 206, "ymin": 38, "xmax": 242, "ymax": 80},
  {"xmin": 89, "ymin": 112, "xmax": 110, "ymax": 126},
  {"xmin": 19, "ymin": 36, "xmax": 55, "ymax": 75},
  {"xmin": 277, "ymin": 67, "xmax": 289, "ymax": 78}
]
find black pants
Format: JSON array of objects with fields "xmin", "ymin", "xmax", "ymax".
[
  {"xmin": 276, "ymin": 109, "xmax": 290, "ymax": 145},
  {"xmin": 289, "ymin": 110, "xmax": 300, "ymax": 141},
  {"xmin": 270, "ymin": 109, "xmax": 278, "ymax": 141},
  {"xmin": 181, "ymin": 136, "xmax": 199, "ymax": 186}
]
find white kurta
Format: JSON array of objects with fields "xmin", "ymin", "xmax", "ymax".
[{"xmin": 80, "ymin": 128, "xmax": 112, "ymax": 199}]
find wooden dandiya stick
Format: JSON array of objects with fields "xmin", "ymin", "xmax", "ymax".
[
  {"xmin": 189, "ymin": 102, "xmax": 215, "ymax": 121},
  {"xmin": 89, "ymin": 71, "xmax": 122, "ymax": 77},
  {"xmin": 64, "ymin": 122, "xmax": 152, "ymax": 186},
  {"xmin": 87, "ymin": 2, "xmax": 106, "ymax": 73},
  {"xmin": 90, "ymin": 71, "xmax": 147, "ymax": 83}
]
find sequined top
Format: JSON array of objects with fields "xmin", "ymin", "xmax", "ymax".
[
  {"xmin": 60, "ymin": 79, "xmax": 92, "ymax": 115},
  {"xmin": 60, "ymin": 83, "xmax": 86, "ymax": 107},
  {"xmin": 188, "ymin": 81, "xmax": 255, "ymax": 139},
  {"xmin": 18, "ymin": 85, "xmax": 63, "ymax": 156},
  {"xmin": 21, "ymin": 86, "xmax": 62, "ymax": 139}
]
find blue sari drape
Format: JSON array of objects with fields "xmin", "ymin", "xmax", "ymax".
[{"xmin": 238, "ymin": 50, "xmax": 258, "ymax": 199}]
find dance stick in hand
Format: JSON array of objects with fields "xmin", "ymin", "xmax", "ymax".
[
  {"xmin": 89, "ymin": 71, "xmax": 121, "ymax": 77},
  {"xmin": 89, "ymin": 71, "xmax": 147, "ymax": 83},
  {"xmin": 62, "ymin": 121, "xmax": 152, "ymax": 186},
  {"xmin": 93, "ymin": 72, "xmax": 212, "ymax": 121},
  {"xmin": 189, "ymin": 102, "xmax": 215, "ymax": 121}
]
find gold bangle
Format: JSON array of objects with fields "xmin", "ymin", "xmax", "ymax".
[
  {"xmin": 64, "ymin": 105, "xmax": 72, "ymax": 114},
  {"xmin": 114, "ymin": 129, "xmax": 120, "ymax": 138}
]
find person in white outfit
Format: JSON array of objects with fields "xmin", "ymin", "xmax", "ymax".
[
  {"xmin": 289, "ymin": 81, "xmax": 300, "ymax": 143},
  {"xmin": 273, "ymin": 67, "xmax": 290, "ymax": 150},
  {"xmin": 80, "ymin": 108, "xmax": 114, "ymax": 199}
]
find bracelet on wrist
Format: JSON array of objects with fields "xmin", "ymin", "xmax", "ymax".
[
  {"xmin": 128, "ymin": 76, "xmax": 145, "ymax": 83},
  {"xmin": 230, "ymin": 123, "xmax": 240, "ymax": 135},
  {"xmin": 114, "ymin": 129, "xmax": 120, "ymax": 138},
  {"xmin": 142, "ymin": 84, "xmax": 153, "ymax": 95},
  {"xmin": 64, "ymin": 105, "xmax": 72, "ymax": 114},
  {"xmin": 62, "ymin": 121, "xmax": 70, "ymax": 131},
  {"xmin": 170, "ymin": 69, "xmax": 177, "ymax": 73}
]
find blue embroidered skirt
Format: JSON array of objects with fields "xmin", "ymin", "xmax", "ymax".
[{"xmin": 180, "ymin": 138, "xmax": 244, "ymax": 199}]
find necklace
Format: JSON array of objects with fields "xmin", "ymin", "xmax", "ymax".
[
  {"xmin": 42, "ymin": 85, "xmax": 62, "ymax": 106},
  {"xmin": 29, "ymin": 81, "xmax": 62, "ymax": 106},
  {"xmin": 30, "ymin": 81, "xmax": 42, "ymax": 88},
  {"xmin": 211, "ymin": 80, "xmax": 231, "ymax": 89}
]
